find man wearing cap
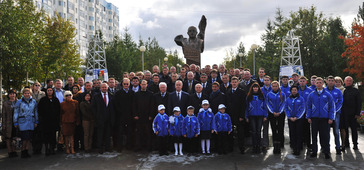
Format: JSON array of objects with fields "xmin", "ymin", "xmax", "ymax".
[
  {"xmin": 132, "ymin": 80, "xmax": 154, "ymax": 152},
  {"xmin": 168, "ymin": 80, "xmax": 190, "ymax": 116},
  {"xmin": 226, "ymin": 76, "xmax": 247, "ymax": 153},
  {"xmin": 190, "ymin": 84, "xmax": 208, "ymax": 115}
]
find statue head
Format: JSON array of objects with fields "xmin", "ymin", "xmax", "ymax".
[{"xmin": 187, "ymin": 26, "xmax": 197, "ymax": 38}]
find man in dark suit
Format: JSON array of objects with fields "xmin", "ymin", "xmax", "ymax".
[
  {"xmin": 208, "ymin": 69, "xmax": 222, "ymax": 85},
  {"xmin": 133, "ymin": 80, "xmax": 154, "ymax": 152},
  {"xmin": 190, "ymin": 64, "xmax": 200, "ymax": 81},
  {"xmin": 130, "ymin": 77, "xmax": 141, "ymax": 93},
  {"xmin": 167, "ymin": 73, "xmax": 178, "ymax": 92},
  {"xmin": 183, "ymin": 71, "xmax": 199, "ymax": 94},
  {"xmin": 160, "ymin": 67, "xmax": 172, "ymax": 84},
  {"xmin": 220, "ymin": 74, "xmax": 231, "ymax": 94},
  {"xmin": 108, "ymin": 78, "xmax": 117, "ymax": 95},
  {"xmin": 113, "ymin": 78, "xmax": 134, "ymax": 152},
  {"xmin": 147, "ymin": 73, "xmax": 160, "ymax": 93},
  {"xmin": 190, "ymin": 84, "xmax": 208, "ymax": 115},
  {"xmin": 209, "ymin": 82, "xmax": 226, "ymax": 114},
  {"xmin": 92, "ymin": 83, "xmax": 115, "ymax": 154},
  {"xmin": 168, "ymin": 80, "xmax": 190, "ymax": 116},
  {"xmin": 200, "ymin": 73, "xmax": 212, "ymax": 96},
  {"xmin": 255, "ymin": 68, "xmax": 265, "ymax": 87},
  {"xmin": 226, "ymin": 77, "xmax": 247, "ymax": 154},
  {"xmin": 239, "ymin": 71, "xmax": 257, "ymax": 92},
  {"xmin": 152, "ymin": 82, "xmax": 169, "ymax": 116}
]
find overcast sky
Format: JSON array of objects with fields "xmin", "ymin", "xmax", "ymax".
[{"xmin": 107, "ymin": 0, "xmax": 360, "ymax": 67}]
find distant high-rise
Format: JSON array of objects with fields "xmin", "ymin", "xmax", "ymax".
[{"xmin": 33, "ymin": 0, "xmax": 119, "ymax": 59}]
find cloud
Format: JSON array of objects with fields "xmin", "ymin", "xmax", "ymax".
[{"xmin": 107, "ymin": 0, "xmax": 361, "ymax": 67}]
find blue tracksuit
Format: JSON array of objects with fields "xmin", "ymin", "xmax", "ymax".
[
  {"xmin": 298, "ymin": 85, "xmax": 313, "ymax": 104},
  {"xmin": 170, "ymin": 114, "xmax": 184, "ymax": 137},
  {"xmin": 198, "ymin": 109, "xmax": 215, "ymax": 131},
  {"xmin": 266, "ymin": 91, "xmax": 286, "ymax": 114},
  {"xmin": 153, "ymin": 113, "xmax": 170, "ymax": 137},
  {"xmin": 306, "ymin": 89, "xmax": 335, "ymax": 120},
  {"xmin": 310, "ymin": 85, "xmax": 316, "ymax": 90},
  {"xmin": 325, "ymin": 87, "xmax": 343, "ymax": 115},
  {"xmin": 261, "ymin": 86, "xmax": 272, "ymax": 97},
  {"xmin": 245, "ymin": 95, "xmax": 268, "ymax": 118},
  {"xmin": 281, "ymin": 84, "xmax": 291, "ymax": 97},
  {"xmin": 214, "ymin": 112, "xmax": 232, "ymax": 132},
  {"xmin": 285, "ymin": 95, "xmax": 306, "ymax": 119},
  {"xmin": 182, "ymin": 115, "xmax": 200, "ymax": 138}
]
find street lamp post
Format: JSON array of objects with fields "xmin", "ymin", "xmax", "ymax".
[
  {"xmin": 238, "ymin": 52, "xmax": 243, "ymax": 68},
  {"xmin": 251, "ymin": 44, "xmax": 258, "ymax": 76},
  {"xmin": 139, "ymin": 46, "xmax": 146, "ymax": 72}
]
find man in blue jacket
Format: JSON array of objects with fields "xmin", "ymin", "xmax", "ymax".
[
  {"xmin": 306, "ymin": 77, "xmax": 335, "ymax": 159},
  {"xmin": 298, "ymin": 76, "xmax": 313, "ymax": 149},
  {"xmin": 325, "ymin": 76, "xmax": 343, "ymax": 155}
]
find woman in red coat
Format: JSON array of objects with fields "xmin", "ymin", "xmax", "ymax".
[{"xmin": 60, "ymin": 91, "xmax": 80, "ymax": 154}]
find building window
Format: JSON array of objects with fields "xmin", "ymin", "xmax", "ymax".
[
  {"xmin": 108, "ymin": 19, "xmax": 112, "ymax": 22},
  {"xmin": 89, "ymin": 16, "xmax": 94, "ymax": 21},
  {"xmin": 58, "ymin": 0, "xmax": 62, "ymax": 6},
  {"xmin": 89, "ymin": 7, "xmax": 94, "ymax": 12},
  {"xmin": 109, "ymin": 26, "xmax": 112, "ymax": 30},
  {"xmin": 89, "ymin": 0, "xmax": 94, "ymax": 2},
  {"xmin": 89, "ymin": 26, "xmax": 94, "ymax": 30}
]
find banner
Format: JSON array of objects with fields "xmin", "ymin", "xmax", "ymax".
[
  {"xmin": 279, "ymin": 65, "xmax": 304, "ymax": 78},
  {"xmin": 85, "ymin": 69, "xmax": 109, "ymax": 82}
]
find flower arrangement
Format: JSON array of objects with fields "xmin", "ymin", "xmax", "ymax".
[{"xmin": 357, "ymin": 111, "xmax": 364, "ymax": 125}]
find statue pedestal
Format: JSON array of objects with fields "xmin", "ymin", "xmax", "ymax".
[{"xmin": 185, "ymin": 56, "xmax": 201, "ymax": 66}]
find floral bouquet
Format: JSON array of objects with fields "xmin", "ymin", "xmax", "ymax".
[{"xmin": 357, "ymin": 111, "xmax": 364, "ymax": 125}]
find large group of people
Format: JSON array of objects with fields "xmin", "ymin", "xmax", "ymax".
[{"xmin": 1, "ymin": 63, "xmax": 362, "ymax": 160}]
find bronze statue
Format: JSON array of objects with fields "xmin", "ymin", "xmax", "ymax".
[{"xmin": 174, "ymin": 15, "xmax": 207, "ymax": 66}]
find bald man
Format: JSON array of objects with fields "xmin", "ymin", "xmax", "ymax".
[{"xmin": 341, "ymin": 76, "xmax": 362, "ymax": 150}]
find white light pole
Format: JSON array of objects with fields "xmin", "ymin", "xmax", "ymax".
[
  {"xmin": 251, "ymin": 44, "xmax": 258, "ymax": 76},
  {"xmin": 139, "ymin": 46, "xmax": 146, "ymax": 72},
  {"xmin": 238, "ymin": 52, "xmax": 243, "ymax": 68}
]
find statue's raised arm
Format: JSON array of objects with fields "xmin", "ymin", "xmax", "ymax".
[{"xmin": 174, "ymin": 15, "xmax": 207, "ymax": 66}]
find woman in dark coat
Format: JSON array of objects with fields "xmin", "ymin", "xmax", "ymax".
[
  {"xmin": 2, "ymin": 90, "xmax": 18, "ymax": 158},
  {"xmin": 60, "ymin": 91, "xmax": 80, "ymax": 154},
  {"xmin": 38, "ymin": 87, "xmax": 60, "ymax": 156},
  {"xmin": 80, "ymin": 93, "xmax": 94, "ymax": 152}
]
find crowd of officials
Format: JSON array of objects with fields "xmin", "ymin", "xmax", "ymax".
[{"xmin": 1, "ymin": 63, "xmax": 362, "ymax": 160}]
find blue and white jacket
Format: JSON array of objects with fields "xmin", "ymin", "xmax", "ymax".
[
  {"xmin": 325, "ymin": 87, "xmax": 343, "ymax": 115},
  {"xmin": 169, "ymin": 114, "xmax": 184, "ymax": 137},
  {"xmin": 182, "ymin": 114, "xmax": 200, "ymax": 138},
  {"xmin": 246, "ymin": 95, "xmax": 267, "ymax": 118},
  {"xmin": 285, "ymin": 95, "xmax": 305, "ymax": 119},
  {"xmin": 198, "ymin": 109, "xmax": 215, "ymax": 131},
  {"xmin": 14, "ymin": 97, "xmax": 38, "ymax": 131},
  {"xmin": 214, "ymin": 112, "xmax": 232, "ymax": 132},
  {"xmin": 298, "ymin": 85, "xmax": 313, "ymax": 106},
  {"xmin": 152, "ymin": 113, "xmax": 170, "ymax": 137},
  {"xmin": 261, "ymin": 85, "xmax": 272, "ymax": 97},
  {"xmin": 306, "ymin": 89, "xmax": 335, "ymax": 120},
  {"xmin": 266, "ymin": 91, "xmax": 286, "ymax": 114},
  {"xmin": 281, "ymin": 84, "xmax": 291, "ymax": 97}
]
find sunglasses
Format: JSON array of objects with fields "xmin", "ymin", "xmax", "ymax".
[
  {"xmin": 123, "ymin": 83, "xmax": 129, "ymax": 85},
  {"xmin": 65, "ymin": 94, "xmax": 72, "ymax": 97},
  {"xmin": 35, "ymin": 85, "xmax": 40, "ymax": 87}
]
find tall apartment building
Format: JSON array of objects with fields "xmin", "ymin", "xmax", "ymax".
[{"xmin": 33, "ymin": 0, "xmax": 119, "ymax": 59}]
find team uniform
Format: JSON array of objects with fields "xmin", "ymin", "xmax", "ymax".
[
  {"xmin": 197, "ymin": 108, "xmax": 215, "ymax": 154},
  {"xmin": 182, "ymin": 114, "xmax": 200, "ymax": 153},
  {"xmin": 214, "ymin": 111, "xmax": 232, "ymax": 154},
  {"xmin": 153, "ymin": 113, "xmax": 170, "ymax": 155},
  {"xmin": 285, "ymin": 94, "xmax": 305, "ymax": 155}
]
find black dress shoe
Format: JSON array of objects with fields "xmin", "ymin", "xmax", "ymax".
[
  {"xmin": 310, "ymin": 153, "xmax": 317, "ymax": 158},
  {"xmin": 325, "ymin": 154, "xmax": 331, "ymax": 159},
  {"xmin": 336, "ymin": 149, "xmax": 342, "ymax": 155},
  {"xmin": 353, "ymin": 145, "xmax": 359, "ymax": 150}
]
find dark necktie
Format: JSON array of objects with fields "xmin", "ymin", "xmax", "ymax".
[{"xmin": 177, "ymin": 92, "xmax": 180, "ymax": 101}]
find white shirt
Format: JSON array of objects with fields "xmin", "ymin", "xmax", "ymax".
[
  {"xmin": 55, "ymin": 89, "xmax": 64, "ymax": 103},
  {"xmin": 101, "ymin": 92, "xmax": 109, "ymax": 106},
  {"xmin": 80, "ymin": 86, "xmax": 85, "ymax": 93},
  {"xmin": 132, "ymin": 86, "xmax": 139, "ymax": 93}
]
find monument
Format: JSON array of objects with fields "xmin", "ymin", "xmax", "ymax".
[{"xmin": 174, "ymin": 15, "xmax": 207, "ymax": 66}]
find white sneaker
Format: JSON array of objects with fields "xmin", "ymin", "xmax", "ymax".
[
  {"xmin": 175, "ymin": 151, "xmax": 178, "ymax": 156},
  {"xmin": 179, "ymin": 152, "xmax": 183, "ymax": 156}
]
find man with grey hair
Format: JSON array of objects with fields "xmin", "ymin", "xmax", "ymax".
[
  {"xmin": 144, "ymin": 70, "xmax": 152, "ymax": 85},
  {"xmin": 341, "ymin": 76, "xmax": 362, "ymax": 150},
  {"xmin": 190, "ymin": 83, "xmax": 208, "ymax": 115},
  {"xmin": 168, "ymin": 80, "xmax": 190, "ymax": 116},
  {"xmin": 153, "ymin": 82, "xmax": 169, "ymax": 115},
  {"xmin": 183, "ymin": 71, "xmax": 199, "ymax": 94},
  {"xmin": 92, "ymin": 83, "xmax": 115, "ymax": 154}
]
